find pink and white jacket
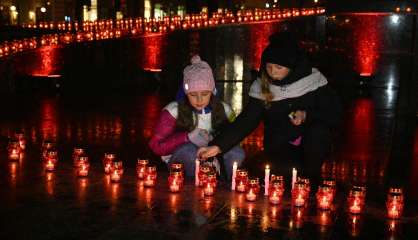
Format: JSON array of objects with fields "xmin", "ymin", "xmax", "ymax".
[{"xmin": 149, "ymin": 101, "xmax": 235, "ymax": 161}]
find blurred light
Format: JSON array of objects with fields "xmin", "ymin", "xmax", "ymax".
[
  {"xmin": 265, "ymin": 3, "xmax": 270, "ymax": 8},
  {"xmin": 395, "ymin": 7, "xmax": 401, "ymax": 12},
  {"xmin": 10, "ymin": 5, "xmax": 16, "ymax": 11},
  {"xmin": 41, "ymin": 7, "xmax": 46, "ymax": 13},
  {"xmin": 314, "ymin": 0, "xmax": 318, "ymax": 3},
  {"xmin": 29, "ymin": 11, "xmax": 35, "ymax": 20},
  {"xmin": 406, "ymin": 7, "xmax": 412, "ymax": 12},
  {"xmin": 391, "ymin": 14, "xmax": 399, "ymax": 25}
]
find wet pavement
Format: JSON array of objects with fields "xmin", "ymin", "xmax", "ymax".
[{"xmin": 1, "ymin": 15, "xmax": 418, "ymax": 239}]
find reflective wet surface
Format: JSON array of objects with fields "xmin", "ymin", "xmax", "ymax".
[{"xmin": 1, "ymin": 15, "xmax": 418, "ymax": 239}]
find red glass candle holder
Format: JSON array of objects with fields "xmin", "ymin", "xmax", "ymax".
[
  {"xmin": 246, "ymin": 178, "xmax": 260, "ymax": 202},
  {"xmin": 298, "ymin": 177, "xmax": 311, "ymax": 195},
  {"xmin": 386, "ymin": 188, "xmax": 404, "ymax": 219},
  {"xmin": 103, "ymin": 153, "xmax": 116, "ymax": 174},
  {"xmin": 144, "ymin": 166, "xmax": 157, "ymax": 187},
  {"xmin": 269, "ymin": 180, "xmax": 285, "ymax": 205},
  {"xmin": 347, "ymin": 186, "xmax": 366, "ymax": 214},
  {"xmin": 15, "ymin": 132, "xmax": 26, "ymax": 150},
  {"xmin": 323, "ymin": 179, "xmax": 336, "ymax": 198},
  {"xmin": 45, "ymin": 150, "xmax": 58, "ymax": 171},
  {"xmin": 198, "ymin": 166, "xmax": 212, "ymax": 187},
  {"xmin": 42, "ymin": 141, "xmax": 54, "ymax": 161},
  {"xmin": 8, "ymin": 140, "xmax": 21, "ymax": 161},
  {"xmin": 316, "ymin": 185, "xmax": 333, "ymax": 210},
  {"xmin": 235, "ymin": 169, "xmax": 249, "ymax": 193},
  {"xmin": 110, "ymin": 161, "xmax": 123, "ymax": 182},
  {"xmin": 168, "ymin": 171, "xmax": 184, "ymax": 193},
  {"xmin": 76, "ymin": 156, "xmax": 90, "ymax": 177},
  {"xmin": 203, "ymin": 173, "xmax": 217, "ymax": 196},
  {"xmin": 72, "ymin": 147, "xmax": 85, "ymax": 167},
  {"xmin": 292, "ymin": 182, "xmax": 308, "ymax": 207},
  {"xmin": 136, "ymin": 159, "xmax": 149, "ymax": 179}
]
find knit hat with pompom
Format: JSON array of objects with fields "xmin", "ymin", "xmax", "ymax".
[{"xmin": 183, "ymin": 55, "xmax": 215, "ymax": 93}]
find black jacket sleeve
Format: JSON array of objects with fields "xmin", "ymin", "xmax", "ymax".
[
  {"xmin": 210, "ymin": 97, "xmax": 265, "ymax": 153},
  {"xmin": 305, "ymin": 85, "xmax": 342, "ymax": 128}
]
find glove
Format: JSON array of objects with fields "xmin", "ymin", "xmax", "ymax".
[{"xmin": 188, "ymin": 128, "xmax": 210, "ymax": 147}]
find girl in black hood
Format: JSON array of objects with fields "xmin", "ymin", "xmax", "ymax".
[{"xmin": 198, "ymin": 31, "xmax": 342, "ymax": 183}]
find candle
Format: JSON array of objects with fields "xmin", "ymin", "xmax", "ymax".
[
  {"xmin": 268, "ymin": 179, "xmax": 284, "ymax": 205},
  {"xmin": 76, "ymin": 156, "xmax": 89, "ymax": 177},
  {"xmin": 292, "ymin": 168, "xmax": 297, "ymax": 190},
  {"xmin": 72, "ymin": 147, "xmax": 85, "ymax": 167},
  {"xmin": 8, "ymin": 141, "xmax": 21, "ymax": 161},
  {"xmin": 203, "ymin": 173, "xmax": 217, "ymax": 196},
  {"xmin": 292, "ymin": 182, "xmax": 307, "ymax": 207},
  {"xmin": 386, "ymin": 188, "xmax": 404, "ymax": 219},
  {"xmin": 235, "ymin": 169, "xmax": 249, "ymax": 193},
  {"xmin": 144, "ymin": 166, "xmax": 157, "ymax": 187},
  {"xmin": 42, "ymin": 141, "xmax": 54, "ymax": 161},
  {"xmin": 264, "ymin": 165, "xmax": 270, "ymax": 196},
  {"xmin": 198, "ymin": 166, "xmax": 212, "ymax": 187},
  {"xmin": 168, "ymin": 171, "xmax": 183, "ymax": 193},
  {"xmin": 110, "ymin": 161, "xmax": 123, "ymax": 183},
  {"xmin": 45, "ymin": 159, "xmax": 56, "ymax": 171},
  {"xmin": 136, "ymin": 159, "xmax": 149, "ymax": 179},
  {"xmin": 245, "ymin": 178, "xmax": 260, "ymax": 202},
  {"xmin": 347, "ymin": 186, "xmax": 366, "ymax": 214},
  {"xmin": 44, "ymin": 150, "xmax": 58, "ymax": 171},
  {"xmin": 323, "ymin": 179, "xmax": 337, "ymax": 198},
  {"xmin": 316, "ymin": 185, "xmax": 333, "ymax": 210},
  {"xmin": 195, "ymin": 159, "xmax": 200, "ymax": 186},
  {"xmin": 103, "ymin": 153, "xmax": 116, "ymax": 174},
  {"xmin": 231, "ymin": 161, "xmax": 237, "ymax": 190},
  {"xmin": 15, "ymin": 132, "xmax": 26, "ymax": 150}
]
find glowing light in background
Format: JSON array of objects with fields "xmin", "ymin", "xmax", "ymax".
[
  {"xmin": 40, "ymin": 99, "xmax": 58, "ymax": 141},
  {"xmin": 31, "ymin": 46, "xmax": 60, "ymax": 77},
  {"xmin": 140, "ymin": 35, "xmax": 167, "ymax": 71},
  {"xmin": 248, "ymin": 24, "xmax": 275, "ymax": 70},
  {"xmin": 353, "ymin": 15, "xmax": 381, "ymax": 76}
]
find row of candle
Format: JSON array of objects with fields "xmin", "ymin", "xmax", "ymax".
[
  {"xmin": 19, "ymin": 8, "xmax": 325, "ymax": 31},
  {"xmin": 7, "ymin": 139, "xmax": 404, "ymax": 219},
  {"xmin": 0, "ymin": 7, "xmax": 325, "ymax": 59}
]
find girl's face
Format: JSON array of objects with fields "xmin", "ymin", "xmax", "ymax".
[
  {"xmin": 266, "ymin": 63, "xmax": 290, "ymax": 81},
  {"xmin": 186, "ymin": 90, "xmax": 212, "ymax": 110}
]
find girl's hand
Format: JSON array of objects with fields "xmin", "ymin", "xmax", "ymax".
[
  {"xmin": 197, "ymin": 146, "xmax": 221, "ymax": 160},
  {"xmin": 289, "ymin": 110, "xmax": 306, "ymax": 126}
]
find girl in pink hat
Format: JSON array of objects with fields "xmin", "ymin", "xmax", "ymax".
[{"xmin": 149, "ymin": 55, "xmax": 245, "ymax": 178}]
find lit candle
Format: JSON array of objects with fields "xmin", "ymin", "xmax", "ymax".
[
  {"xmin": 292, "ymin": 168, "xmax": 297, "ymax": 190},
  {"xmin": 15, "ymin": 132, "xmax": 26, "ymax": 150},
  {"xmin": 245, "ymin": 178, "xmax": 260, "ymax": 202},
  {"xmin": 76, "ymin": 156, "xmax": 89, "ymax": 177},
  {"xmin": 316, "ymin": 185, "xmax": 333, "ymax": 210},
  {"xmin": 231, "ymin": 161, "xmax": 237, "ymax": 190},
  {"xmin": 103, "ymin": 153, "xmax": 116, "ymax": 174},
  {"xmin": 292, "ymin": 182, "xmax": 307, "ymax": 207},
  {"xmin": 235, "ymin": 169, "xmax": 249, "ymax": 193},
  {"xmin": 348, "ymin": 186, "xmax": 366, "ymax": 214},
  {"xmin": 110, "ymin": 161, "xmax": 123, "ymax": 183},
  {"xmin": 45, "ymin": 159, "xmax": 56, "ymax": 171},
  {"xmin": 195, "ymin": 159, "xmax": 200, "ymax": 186},
  {"xmin": 168, "ymin": 171, "xmax": 183, "ymax": 193},
  {"xmin": 386, "ymin": 189, "xmax": 403, "ymax": 219},
  {"xmin": 8, "ymin": 141, "xmax": 21, "ymax": 161},
  {"xmin": 136, "ymin": 159, "xmax": 149, "ymax": 179},
  {"xmin": 268, "ymin": 179, "xmax": 284, "ymax": 205},
  {"xmin": 72, "ymin": 147, "xmax": 85, "ymax": 167},
  {"xmin": 203, "ymin": 173, "xmax": 217, "ymax": 196},
  {"xmin": 264, "ymin": 165, "xmax": 270, "ymax": 196},
  {"xmin": 144, "ymin": 166, "xmax": 157, "ymax": 187}
]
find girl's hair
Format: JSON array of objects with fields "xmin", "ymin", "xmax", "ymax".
[
  {"xmin": 176, "ymin": 96, "xmax": 227, "ymax": 134},
  {"xmin": 260, "ymin": 68, "xmax": 274, "ymax": 108}
]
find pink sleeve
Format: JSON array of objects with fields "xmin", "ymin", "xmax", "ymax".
[{"xmin": 149, "ymin": 110, "xmax": 189, "ymax": 156}]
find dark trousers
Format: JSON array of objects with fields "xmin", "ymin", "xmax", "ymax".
[{"xmin": 244, "ymin": 123, "xmax": 333, "ymax": 188}]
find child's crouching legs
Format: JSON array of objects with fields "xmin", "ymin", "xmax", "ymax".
[
  {"xmin": 170, "ymin": 143, "xmax": 199, "ymax": 177},
  {"xmin": 222, "ymin": 145, "xmax": 245, "ymax": 180}
]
